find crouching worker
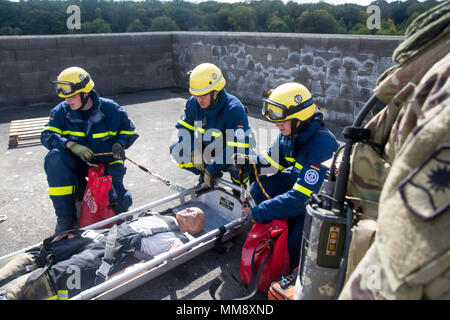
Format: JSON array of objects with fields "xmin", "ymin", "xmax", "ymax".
[
  {"xmin": 41, "ymin": 67, "xmax": 139, "ymax": 233},
  {"xmin": 235, "ymin": 83, "xmax": 339, "ymax": 268},
  {"xmin": 0, "ymin": 207, "xmax": 205, "ymax": 300},
  {"xmin": 169, "ymin": 63, "xmax": 255, "ymax": 190}
]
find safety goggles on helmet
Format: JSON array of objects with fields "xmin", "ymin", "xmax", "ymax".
[
  {"xmin": 262, "ymin": 97, "xmax": 315, "ymax": 121},
  {"xmin": 53, "ymin": 74, "xmax": 91, "ymax": 97}
]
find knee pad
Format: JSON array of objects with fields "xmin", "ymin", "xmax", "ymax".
[{"xmin": 44, "ymin": 148, "xmax": 72, "ymax": 167}]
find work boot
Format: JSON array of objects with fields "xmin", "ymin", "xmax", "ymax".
[{"xmin": 54, "ymin": 215, "xmax": 76, "ymax": 234}]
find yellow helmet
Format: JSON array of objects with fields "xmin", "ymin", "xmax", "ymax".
[
  {"xmin": 262, "ymin": 82, "xmax": 316, "ymax": 122},
  {"xmin": 189, "ymin": 63, "xmax": 226, "ymax": 96},
  {"xmin": 53, "ymin": 67, "xmax": 95, "ymax": 98}
]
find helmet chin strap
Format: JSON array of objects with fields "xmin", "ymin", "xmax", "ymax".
[
  {"xmin": 290, "ymin": 118, "xmax": 313, "ymax": 136},
  {"xmin": 209, "ymin": 91, "xmax": 219, "ymax": 107},
  {"xmin": 80, "ymin": 92, "xmax": 90, "ymax": 109}
]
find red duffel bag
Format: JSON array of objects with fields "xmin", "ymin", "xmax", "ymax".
[
  {"xmin": 240, "ymin": 219, "xmax": 290, "ymax": 294},
  {"xmin": 79, "ymin": 164, "xmax": 116, "ymax": 229}
]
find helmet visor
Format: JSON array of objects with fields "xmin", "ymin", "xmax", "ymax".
[
  {"xmin": 53, "ymin": 74, "xmax": 91, "ymax": 97},
  {"xmin": 262, "ymin": 99, "xmax": 287, "ymax": 121},
  {"xmin": 262, "ymin": 98, "xmax": 315, "ymax": 122},
  {"xmin": 54, "ymin": 81, "xmax": 76, "ymax": 96}
]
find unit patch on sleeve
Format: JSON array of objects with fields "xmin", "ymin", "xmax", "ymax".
[
  {"xmin": 235, "ymin": 128, "xmax": 245, "ymax": 140},
  {"xmin": 304, "ymin": 168, "xmax": 320, "ymax": 185},
  {"xmin": 399, "ymin": 144, "xmax": 450, "ymax": 221}
]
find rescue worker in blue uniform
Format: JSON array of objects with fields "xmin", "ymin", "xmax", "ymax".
[
  {"xmin": 236, "ymin": 82, "xmax": 339, "ymax": 267},
  {"xmin": 41, "ymin": 67, "xmax": 139, "ymax": 233},
  {"xmin": 169, "ymin": 63, "xmax": 255, "ymax": 189}
]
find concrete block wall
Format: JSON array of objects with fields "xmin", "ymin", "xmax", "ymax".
[
  {"xmin": 0, "ymin": 32, "xmax": 175, "ymax": 108},
  {"xmin": 0, "ymin": 31, "xmax": 403, "ymax": 136},
  {"xmin": 172, "ymin": 32, "xmax": 403, "ymax": 136}
]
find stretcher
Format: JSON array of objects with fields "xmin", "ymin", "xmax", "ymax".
[{"xmin": 0, "ymin": 178, "xmax": 254, "ymax": 300}]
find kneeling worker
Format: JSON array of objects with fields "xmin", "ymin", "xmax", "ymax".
[
  {"xmin": 236, "ymin": 82, "xmax": 339, "ymax": 268},
  {"xmin": 41, "ymin": 67, "xmax": 139, "ymax": 233},
  {"xmin": 169, "ymin": 63, "xmax": 255, "ymax": 189},
  {"xmin": 0, "ymin": 207, "xmax": 205, "ymax": 300}
]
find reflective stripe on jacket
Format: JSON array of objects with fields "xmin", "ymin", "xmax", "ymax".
[
  {"xmin": 41, "ymin": 90, "xmax": 138, "ymax": 164},
  {"xmin": 172, "ymin": 89, "xmax": 255, "ymax": 176},
  {"xmin": 251, "ymin": 112, "xmax": 339, "ymax": 222}
]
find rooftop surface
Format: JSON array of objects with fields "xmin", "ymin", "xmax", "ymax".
[{"xmin": 0, "ymin": 88, "xmax": 278, "ymax": 300}]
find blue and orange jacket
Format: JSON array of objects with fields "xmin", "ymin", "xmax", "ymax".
[
  {"xmin": 171, "ymin": 89, "xmax": 255, "ymax": 176},
  {"xmin": 41, "ymin": 90, "xmax": 138, "ymax": 165},
  {"xmin": 251, "ymin": 112, "xmax": 339, "ymax": 223}
]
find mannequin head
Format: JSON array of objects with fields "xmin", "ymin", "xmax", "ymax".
[{"xmin": 176, "ymin": 207, "xmax": 205, "ymax": 235}]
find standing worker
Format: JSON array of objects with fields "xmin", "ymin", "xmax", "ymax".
[
  {"xmin": 41, "ymin": 67, "xmax": 139, "ymax": 233},
  {"xmin": 169, "ymin": 63, "xmax": 255, "ymax": 189},
  {"xmin": 236, "ymin": 82, "xmax": 339, "ymax": 267}
]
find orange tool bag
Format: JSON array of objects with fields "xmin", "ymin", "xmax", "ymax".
[{"xmin": 268, "ymin": 268, "xmax": 298, "ymax": 300}]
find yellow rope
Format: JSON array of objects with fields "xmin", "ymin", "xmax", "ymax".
[{"xmin": 242, "ymin": 155, "xmax": 271, "ymax": 200}]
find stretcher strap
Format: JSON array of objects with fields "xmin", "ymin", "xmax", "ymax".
[
  {"xmin": 95, "ymin": 225, "xmax": 118, "ymax": 284},
  {"xmin": 214, "ymin": 226, "xmax": 227, "ymax": 253}
]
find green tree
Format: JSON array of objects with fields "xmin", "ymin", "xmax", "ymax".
[
  {"xmin": 376, "ymin": 18, "xmax": 402, "ymax": 35},
  {"xmin": 82, "ymin": 18, "xmax": 112, "ymax": 33},
  {"xmin": 150, "ymin": 16, "xmax": 179, "ymax": 31},
  {"xmin": 217, "ymin": 7, "xmax": 233, "ymax": 31},
  {"xmin": 295, "ymin": 9, "xmax": 343, "ymax": 34},
  {"xmin": 254, "ymin": 0, "xmax": 288, "ymax": 31},
  {"xmin": 127, "ymin": 19, "xmax": 147, "ymax": 32},
  {"xmin": 228, "ymin": 5, "xmax": 257, "ymax": 32},
  {"xmin": 268, "ymin": 15, "xmax": 290, "ymax": 33},
  {"xmin": 0, "ymin": 0, "xmax": 440, "ymax": 35},
  {"xmin": 331, "ymin": 4, "xmax": 365, "ymax": 31},
  {"xmin": 349, "ymin": 22, "xmax": 372, "ymax": 35}
]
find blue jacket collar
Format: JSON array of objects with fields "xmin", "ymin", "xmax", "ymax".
[
  {"xmin": 202, "ymin": 89, "xmax": 227, "ymax": 119},
  {"xmin": 65, "ymin": 90, "xmax": 104, "ymax": 122},
  {"xmin": 282, "ymin": 111, "xmax": 325, "ymax": 146},
  {"xmin": 64, "ymin": 90, "xmax": 105, "ymax": 134}
]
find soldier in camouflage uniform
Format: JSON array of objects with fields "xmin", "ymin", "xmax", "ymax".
[{"xmin": 339, "ymin": 1, "xmax": 450, "ymax": 299}]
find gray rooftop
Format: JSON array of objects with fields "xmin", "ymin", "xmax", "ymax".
[{"xmin": 0, "ymin": 88, "xmax": 278, "ymax": 300}]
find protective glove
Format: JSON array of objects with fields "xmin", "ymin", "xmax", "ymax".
[
  {"xmin": 112, "ymin": 143, "xmax": 126, "ymax": 160},
  {"xmin": 69, "ymin": 142, "xmax": 93, "ymax": 162},
  {"xmin": 204, "ymin": 169, "xmax": 217, "ymax": 188},
  {"xmin": 232, "ymin": 153, "xmax": 249, "ymax": 166},
  {"xmin": 191, "ymin": 150, "xmax": 205, "ymax": 172},
  {"xmin": 242, "ymin": 206, "xmax": 256, "ymax": 223}
]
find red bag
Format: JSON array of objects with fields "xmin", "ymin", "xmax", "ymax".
[
  {"xmin": 240, "ymin": 220, "xmax": 290, "ymax": 293},
  {"xmin": 79, "ymin": 164, "xmax": 116, "ymax": 229}
]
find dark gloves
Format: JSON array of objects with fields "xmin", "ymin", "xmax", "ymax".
[
  {"xmin": 191, "ymin": 150, "xmax": 206, "ymax": 172},
  {"xmin": 69, "ymin": 142, "xmax": 93, "ymax": 162},
  {"xmin": 204, "ymin": 169, "xmax": 216, "ymax": 188},
  {"xmin": 112, "ymin": 143, "xmax": 126, "ymax": 160},
  {"xmin": 232, "ymin": 153, "xmax": 249, "ymax": 166}
]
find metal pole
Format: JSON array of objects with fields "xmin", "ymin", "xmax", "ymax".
[{"xmin": 0, "ymin": 184, "xmax": 201, "ymax": 265}]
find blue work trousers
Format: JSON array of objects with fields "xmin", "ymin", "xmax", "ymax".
[
  {"xmin": 44, "ymin": 148, "xmax": 132, "ymax": 217},
  {"xmin": 250, "ymin": 171, "xmax": 305, "ymax": 267}
]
